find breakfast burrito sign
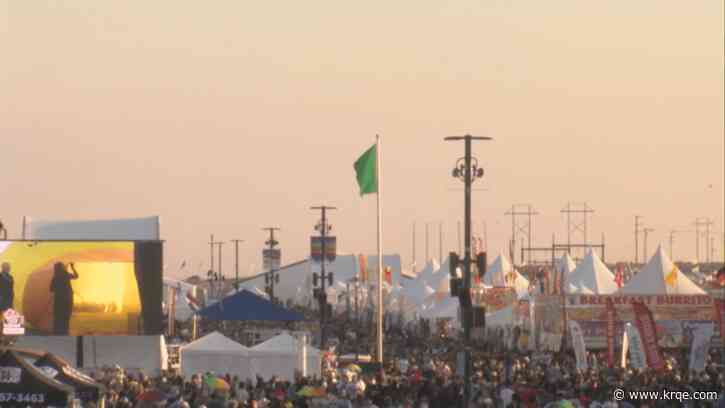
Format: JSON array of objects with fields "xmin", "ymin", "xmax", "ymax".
[{"xmin": 534, "ymin": 294, "xmax": 715, "ymax": 349}]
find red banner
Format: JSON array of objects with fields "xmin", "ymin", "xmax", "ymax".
[
  {"xmin": 605, "ymin": 298, "xmax": 617, "ymax": 368},
  {"xmin": 384, "ymin": 266, "xmax": 392, "ymax": 285},
  {"xmin": 359, "ymin": 255, "xmax": 368, "ymax": 283},
  {"xmin": 715, "ymin": 299, "xmax": 725, "ymax": 341},
  {"xmin": 632, "ymin": 301, "xmax": 665, "ymax": 371}
]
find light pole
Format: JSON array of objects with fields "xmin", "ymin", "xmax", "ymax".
[
  {"xmin": 262, "ymin": 228, "xmax": 281, "ymax": 303},
  {"xmin": 643, "ymin": 228, "xmax": 654, "ymax": 261},
  {"xmin": 230, "ymin": 239, "xmax": 244, "ymax": 291},
  {"xmin": 445, "ymin": 134, "xmax": 491, "ymax": 408},
  {"xmin": 311, "ymin": 206, "xmax": 336, "ymax": 352}
]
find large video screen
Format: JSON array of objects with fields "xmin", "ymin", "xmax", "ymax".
[{"xmin": 0, "ymin": 241, "xmax": 162, "ymax": 336}]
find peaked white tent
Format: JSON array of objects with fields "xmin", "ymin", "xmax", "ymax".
[
  {"xmin": 164, "ymin": 277, "xmax": 199, "ymax": 321},
  {"xmin": 417, "ymin": 259, "xmax": 441, "ymax": 284},
  {"xmin": 249, "ymin": 332, "xmax": 321, "ymax": 380},
  {"xmin": 180, "ymin": 332, "xmax": 253, "ymax": 379},
  {"xmin": 401, "ymin": 282, "xmax": 435, "ymax": 305},
  {"xmin": 566, "ymin": 249, "xmax": 617, "ymax": 294},
  {"xmin": 556, "ymin": 253, "xmax": 577, "ymax": 276},
  {"xmin": 619, "ymin": 246, "xmax": 706, "ymax": 295},
  {"xmin": 484, "ymin": 254, "xmax": 530, "ymax": 298},
  {"xmin": 556, "ymin": 253, "xmax": 579, "ymax": 293},
  {"xmin": 421, "ymin": 296, "xmax": 459, "ymax": 319}
]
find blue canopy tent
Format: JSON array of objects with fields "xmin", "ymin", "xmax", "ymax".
[{"xmin": 196, "ymin": 289, "xmax": 305, "ymax": 321}]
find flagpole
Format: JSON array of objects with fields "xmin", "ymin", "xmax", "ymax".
[{"xmin": 376, "ymin": 134, "xmax": 384, "ymax": 364}]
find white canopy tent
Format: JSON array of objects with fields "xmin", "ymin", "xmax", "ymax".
[
  {"xmin": 619, "ymin": 246, "xmax": 706, "ymax": 295},
  {"xmin": 163, "ymin": 277, "xmax": 200, "ymax": 321},
  {"xmin": 180, "ymin": 332, "xmax": 253, "ymax": 379},
  {"xmin": 421, "ymin": 296, "xmax": 459, "ymax": 319},
  {"xmin": 249, "ymin": 332, "xmax": 321, "ymax": 380},
  {"xmin": 416, "ymin": 259, "xmax": 441, "ymax": 285},
  {"xmin": 556, "ymin": 253, "xmax": 577, "ymax": 274},
  {"xmin": 484, "ymin": 254, "xmax": 530, "ymax": 298},
  {"xmin": 238, "ymin": 255, "xmax": 402, "ymax": 304},
  {"xmin": 566, "ymin": 249, "xmax": 617, "ymax": 294}
]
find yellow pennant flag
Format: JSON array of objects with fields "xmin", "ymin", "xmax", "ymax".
[{"xmin": 665, "ymin": 266, "xmax": 678, "ymax": 287}]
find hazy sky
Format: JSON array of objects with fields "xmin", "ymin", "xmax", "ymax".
[{"xmin": 2, "ymin": 1, "xmax": 723, "ymax": 279}]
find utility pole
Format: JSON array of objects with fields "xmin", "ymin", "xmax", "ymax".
[
  {"xmin": 209, "ymin": 234, "xmax": 215, "ymax": 274},
  {"xmin": 425, "ymin": 223, "xmax": 430, "ymax": 262},
  {"xmin": 504, "ymin": 204, "xmax": 539, "ymax": 264},
  {"xmin": 262, "ymin": 227, "xmax": 281, "ymax": 303},
  {"xmin": 482, "ymin": 221, "xmax": 488, "ymax": 252},
  {"xmin": 634, "ymin": 216, "xmax": 643, "ymax": 264},
  {"xmin": 215, "ymin": 242, "xmax": 224, "ymax": 280},
  {"xmin": 694, "ymin": 218, "xmax": 709, "ymax": 263},
  {"xmin": 412, "ymin": 222, "xmax": 416, "ymax": 274},
  {"xmin": 561, "ymin": 202, "xmax": 594, "ymax": 258},
  {"xmin": 704, "ymin": 218, "xmax": 714, "ymax": 263},
  {"xmin": 230, "ymin": 239, "xmax": 244, "ymax": 291},
  {"xmin": 311, "ymin": 206, "xmax": 336, "ymax": 352},
  {"xmin": 444, "ymin": 134, "xmax": 491, "ymax": 408},
  {"xmin": 643, "ymin": 228, "xmax": 654, "ymax": 261},
  {"xmin": 439, "ymin": 222, "xmax": 443, "ymax": 263}
]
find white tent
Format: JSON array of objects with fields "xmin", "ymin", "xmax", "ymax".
[
  {"xmin": 401, "ymin": 282, "xmax": 435, "ymax": 305},
  {"xmin": 417, "ymin": 259, "xmax": 441, "ymax": 284},
  {"xmin": 180, "ymin": 332, "xmax": 253, "ymax": 379},
  {"xmin": 239, "ymin": 255, "xmax": 402, "ymax": 303},
  {"xmin": 556, "ymin": 253, "xmax": 577, "ymax": 279},
  {"xmin": 164, "ymin": 277, "xmax": 199, "ymax": 321},
  {"xmin": 249, "ymin": 332, "xmax": 321, "ymax": 380},
  {"xmin": 484, "ymin": 254, "xmax": 530, "ymax": 298},
  {"xmin": 619, "ymin": 246, "xmax": 706, "ymax": 295},
  {"xmin": 566, "ymin": 249, "xmax": 617, "ymax": 294},
  {"xmin": 421, "ymin": 296, "xmax": 459, "ymax": 319}
]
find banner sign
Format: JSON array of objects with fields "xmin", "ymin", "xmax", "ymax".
[
  {"xmin": 310, "ymin": 237, "xmax": 336, "ymax": 262},
  {"xmin": 569, "ymin": 320, "xmax": 588, "ymax": 371},
  {"xmin": 2, "ymin": 309, "xmax": 25, "ymax": 335},
  {"xmin": 625, "ymin": 323, "xmax": 647, "ymax": 370},
  {"xmin": 605, "ymin": 298, "xmax": 616, "ymax": 368},
  {"xmin": 262, "ymin": 249, "xmax": 281, "ymax": 271},
  {"xmin": 621, "ymin": 327, "xmax": 629, "ymax": 368},
  {"xmin": 358, "ymin": 255, "xmax": 368, "ymax": 283},
  {"xmin": 688, "ymin": 322, "xmax": 714, "ymax": 373},
  {"xmin": 632, "ymin": 301, "xmax": 665, "ymax": 372},
  {"xmin": 534, "ymin": 294, "xmax": 714, "ymax": 349},
  {"xmin": 475, "ymin": 287, "xmax": 518, "ymax": 313},
  {"xmin": 714, "ymin": 299, "xmax": 725, "ymax": 341}
]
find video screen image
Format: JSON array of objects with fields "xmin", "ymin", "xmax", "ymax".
[{"xmin": 0, "ymin": 241, "xmax": 162, "ymax": 336}]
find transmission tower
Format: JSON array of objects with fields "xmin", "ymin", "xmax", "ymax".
[
  {"xmin": 504, "ymin": 204, "xmax": 539, "ymax": 264},
  {"xmin": 561, "ymin": 202, "xmax": 594, "ymax": 258}
]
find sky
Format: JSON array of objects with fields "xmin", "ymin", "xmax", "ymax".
[{"xmin": 2, "ymin": 1, "xmax": 723, "ymax": 279}]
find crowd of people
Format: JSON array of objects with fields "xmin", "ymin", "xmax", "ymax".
[
  {"xmin": 81, "ymin": 305, "xmax": 725, "ymax": 408},
  {"xmin": 89, "ymin": 345, "xmax": 725, "ymax": 407}
]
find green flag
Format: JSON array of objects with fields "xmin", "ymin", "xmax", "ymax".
[{"xmin": 354, "ymin": 144, "xmax": 377, "ymax": 195}]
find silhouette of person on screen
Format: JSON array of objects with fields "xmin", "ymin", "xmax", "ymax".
[
  {"xmin": 0, "ymin": 262, "xmax": 14, "ymax": 312},
  {"xmin": 50, "ymin": 262, "xmax": 79, "ymax": 335}
]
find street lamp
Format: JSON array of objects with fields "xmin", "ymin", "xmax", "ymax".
[
  {"xmin": 262, "ymin": 228, "xmax": 281, "ymax": 303},
  {"xmin": 311, "ymin": 206, "xmax": 336, "ymax": 352},
  {"xmin": 444, "ymin": 134, "xmax": 491, "ymax": 408}
]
